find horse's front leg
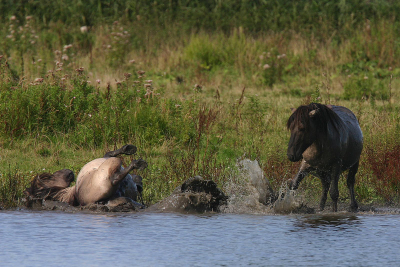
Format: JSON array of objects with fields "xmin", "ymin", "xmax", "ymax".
[
  {"xmin": 289, "ymin": 161, "xmax": 314, "ymax": 190},
  {"xmin": 318, "ymin": 172, "xmax": 331, "ymax": 211}
]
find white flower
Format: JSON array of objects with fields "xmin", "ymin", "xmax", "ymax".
[{"xmin": 80, "ymin": 26, "xmax": 88, "ymax": 33}]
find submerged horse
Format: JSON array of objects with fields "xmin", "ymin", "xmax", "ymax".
[
  {"xmin": 24, "ymin": 144, "xmax": 147, "ymax": 206},
  {"xmin": 286, "ymin": 103, "xmax": 363, "ymax": 212}
]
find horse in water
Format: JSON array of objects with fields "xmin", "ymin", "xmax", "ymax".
[
  {"xmin": 24, "ymin": 144, "xmax": 147, "ymax": 207},
  {"xmin": 286, "ymin": 103, "xmax": 363, "ymax": 212}
]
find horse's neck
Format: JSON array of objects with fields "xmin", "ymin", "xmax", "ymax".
[{"xmin": 315, "ymin": 122, "xmax": 346, "ymax": 155}]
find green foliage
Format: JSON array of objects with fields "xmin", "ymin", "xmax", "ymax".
[
  {"xmin": 1, "ymin": 1, "xmax": 400, "ymax": 208},
  {"xmin": 343, "ymin": 75, "xmax": 389, "ymax": 100}
]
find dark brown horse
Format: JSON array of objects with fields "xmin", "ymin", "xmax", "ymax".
[{"xmin": 287, "ymin": 103, "xmax": 363, "ymax": 212}]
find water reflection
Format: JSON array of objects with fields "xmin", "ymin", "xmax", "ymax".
[
  {"xmin": 295, "ymin": 214, "xmax": 360, "ymax": 228},
  {"xmin": 1, "ymin": 210, "xmax": 400, "ymax": 266}
]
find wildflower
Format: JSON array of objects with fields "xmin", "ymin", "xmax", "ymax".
[
  {"xmin": 129, "ymin": 59, "xmax": 136, "ymax": 64},
  {"xmin": 34, "ymin": 78, "xmax": 44, "ymax": 83},
  {"xmin": 37, "ymin": 59, "xmax": 42, "ymax": 63},
  {"xmin": 10, "ymin": 15, "xmax": 16, "ymax": 21},
  {"xmin": 76, "ymin": 67, "xmax": 84, "ymax": 74},
  {"xmin": 107, "ymin": 45, "xmax": 112, "ymax": 49},
  {"xmin": 63, "ymin": 44, "xmax": 73, "ymax": 51},
  {"xmin": 364, "ymin": 76, "xmax": 368, "ymax": 80},
  {"xmin": 96, "ymin": 79, "xmax": 101, "ymax": 84},
  {"xmin": 259, "ymin": 55, "xmax": 264, "ymax": 60},
  {"xmin": 145, "ymin": 80, "xmax": 153, "ymax": 83},
  {"xmin": 61, "ymin": 78, "xmax": 66, "ymax": 81},
  {"xmin": 30, "ymin": 40, "xmax": 35, "ymax": 45},
  {"xmin": 87, "ymin": 81, "xmax": 91, "ymax": 84},
  {"xmin": 62, "ymin": 54, "xmax": 69, "ymax": 61},
  {"xmin": 194, "ymin": 84, "xmax": 202, "ymax": 91},
  {"xmin": 175, "ymin": 104, "xmax": 181, "ymax": 108},
  {"xmin": 124, "ymin": 73, "xmax": 132, "ymax": 79},
  {"xmin": 144, "ymin": 83, "xmax": 151, "ymax": 88},
  {"xmin": 137, "ymin": 70, "xmax": 145, "ymax": 75},
  {"xmin": 0, "ymin": 55, "xmax": 3, "ymax": 60},
  {"xmin": 88, "ymin": 114, "xmax": 92, "ymax": 118},
  {"xmin": 136, "ymin": 97, "xmax": 141, "ymax": 103},
  {"xmin": 80, "ymin": 26, "xmax": 88, "ymax": 33},
  {"xmin": 263, "ymin": 64, "xmax": 270, "ymax": 70},
  {"xmin": 113, "ymin": 21, "xmax": 119, "ymax": 25}
]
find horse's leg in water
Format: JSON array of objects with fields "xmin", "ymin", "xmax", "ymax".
[
  {"xmin": 347, "ymin": 161, "xmax": 359, "ymax": 212},
  {"xmin": 289, "ymin": 161, "xmax": 314, "ymax": 190},
  {"xmin": 329, "ymin": 164, "xmax": 342, "ymax": 212},
  {"xmin": 317, "ymin": 171, "xmax": 331, "ymax": 211},
  {"xmin": 111, "ymin": 159, "xmax": 148, "ymax": 186},
  {"xmin": 104, "ymin": 144, "xmax": 137, "ymax": 158}
]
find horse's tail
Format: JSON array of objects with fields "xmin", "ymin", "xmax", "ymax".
[{"xmin": 54, "ymin": 186, "xmax": 77, "ymax": 206}]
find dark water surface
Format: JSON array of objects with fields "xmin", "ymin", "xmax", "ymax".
[{"xmin": 1, "ymin": 210, "xmax": 400, "ymax": 266}]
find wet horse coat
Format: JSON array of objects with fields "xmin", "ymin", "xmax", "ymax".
[
  {"xmin": 25, "ymin": 145, "xmax": 147, "ymax": 207},
  {"xmin": 287, "ymin": 103, "xmax": 363, "ymax": 211}
]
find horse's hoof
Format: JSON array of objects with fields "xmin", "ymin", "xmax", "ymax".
[
  {"xmin": 133, "ymin": 159, "xmax": 148, "ymax": 170},
  {"xmin": 121, "ymin": 144, "xmax": 137, "ymax": 155},
  {"xmin": 350, "ymin": 205, "xmax": 358, "ymax": 213}
]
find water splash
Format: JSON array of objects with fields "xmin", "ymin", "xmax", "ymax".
[
  {"xmin": 220, "ymin": 159, "xmax": 274, "ymax": 214},
  {"xmin": 220, "ymin": 159, "xmax": 314, "ymax": 214},
  {"xmin": 273, "ymin": 185, "xmax": 313, "ymax": 214}
]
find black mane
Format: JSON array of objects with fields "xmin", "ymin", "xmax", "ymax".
[{"xmin": 287, "ymin": 103, "xmax": 344, "ymax": 134}]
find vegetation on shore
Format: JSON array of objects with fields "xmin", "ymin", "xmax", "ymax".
[{"xmin": 1, "ymin": 0, "xmax": 399, "ymax": 209}]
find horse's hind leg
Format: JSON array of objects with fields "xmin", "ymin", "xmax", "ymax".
[
  {"xmin": 104, "ymin": 144, "xmax": 137, "ymax": 158},
  {"xmin": 318, "ymin": 172, "xmax": 331, "ymax": 211},
  {"xmin": 347, "ymin": 161, "xmax": 359, "ymax": 212}
]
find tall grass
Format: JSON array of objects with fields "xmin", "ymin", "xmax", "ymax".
[{"xmin": 1, "ymin": 1, "xmax": 400, "ymax": 208}]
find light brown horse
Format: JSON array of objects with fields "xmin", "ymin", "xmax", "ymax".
[
  {"xmin": 24, "ymin": 145, "xmax": 147, "ymax": 206},
  {"xmin": 287, "ymin": 103, "xmax": 363, "ymax": 212}
]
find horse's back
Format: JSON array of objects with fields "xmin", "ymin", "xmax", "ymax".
[{"xmin": 331, "ymin": 105, "xmax": 363, "ymax": 167}]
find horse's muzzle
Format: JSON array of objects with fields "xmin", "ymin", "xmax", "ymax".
[{"xmin": 287, "ymin": 153, "xmax": 301, "ymax": 162}]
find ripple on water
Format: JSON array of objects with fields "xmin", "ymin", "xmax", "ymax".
[{"xmin": 1, "ymin": 210, "xmax": 400, "ymax": 266}]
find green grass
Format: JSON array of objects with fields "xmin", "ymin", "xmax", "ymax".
[{"xmin": 1, "ymin": 1, "xmax": 400, "ymax": 209}]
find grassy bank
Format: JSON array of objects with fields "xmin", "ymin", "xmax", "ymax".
[{"xmin": 1, "ymin": 1, "xmax": 400, "ymax": 208}]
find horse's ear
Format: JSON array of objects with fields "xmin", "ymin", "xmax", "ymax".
[
  {"xmin": 290, "ymin": 107, "xmax": 296, "ymax": 113},
  {"xmin": 309, "ymin": 109, "xmax": 319, "ymax": 117}
]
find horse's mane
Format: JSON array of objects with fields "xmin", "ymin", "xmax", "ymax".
[
  {"xmin": 287, "ymin": 103, "xmax": 344, "ymax": 134},
  {"xmin": 24, "ymin": 173, "xmax": 66, "ymax": 200},
  {"xmin": 24, "ymin": 172, "xmax": 77, "ymax": 206}
]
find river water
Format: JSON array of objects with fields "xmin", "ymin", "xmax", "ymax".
[{"xmin": 1, "ymin": 210, "xmax": 400, "ymax": 266}]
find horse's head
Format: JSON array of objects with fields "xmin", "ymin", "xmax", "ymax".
[{"xmin": 286, "ymin": 106, "xmax": 319, "ymax": 162}]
